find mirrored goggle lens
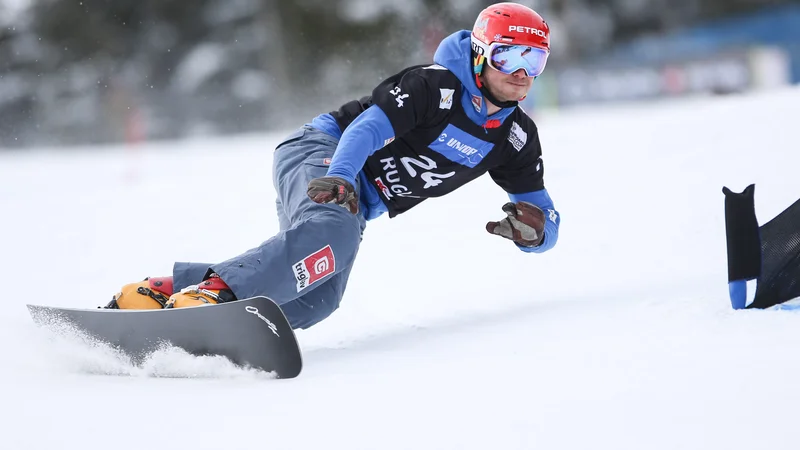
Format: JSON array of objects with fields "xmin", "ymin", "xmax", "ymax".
[{"xmin": 489, "ymin": 45, "xmax": 549, "ymax": 77}]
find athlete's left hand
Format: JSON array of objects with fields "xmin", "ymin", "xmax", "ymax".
[
  {"xmin": 486, "ymin": 201, "xmax": 545, "ymax": 247},
  {"xmin": 307, "ymin": 176, "xmax": 359, "ymax": 214}
]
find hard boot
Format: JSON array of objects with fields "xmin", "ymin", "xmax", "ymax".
[
  {"xmin": 165, "ymin": 273, "xmax": 236, "ymax": 308},
  {"xmin": 105, "ymin": 277, "xmax": 174, "ymax": 309}
]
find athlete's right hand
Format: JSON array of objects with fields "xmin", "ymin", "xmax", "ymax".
[{"xmin": 307, "ymin": 176, "xmax": 359, "ymax": 214}]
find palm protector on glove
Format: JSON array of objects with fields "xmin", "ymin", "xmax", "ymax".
[
  {"xmin": 307, "ymin": 176, "xmax": 358, "ymax": 214},
  {"xmin": 486, "ymin": 201, "xmax": 546, "ymax": 247}
]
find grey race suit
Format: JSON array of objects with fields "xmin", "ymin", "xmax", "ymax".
[{"xmin": 172, "ymin": 127, "xmax": 367, "ymax": 329}]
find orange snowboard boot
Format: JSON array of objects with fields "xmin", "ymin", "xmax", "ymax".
[
  {"xmin": 105, "ymin": 277, "xmax": 174, "ymax": 309},
  {"xmin": 164, "ymin": 274, "xmax": 236, "ymax": 308}
]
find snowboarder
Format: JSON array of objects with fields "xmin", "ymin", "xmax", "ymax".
[{"xmin": 107, "ymin": 2, "xmax": 562, "ymax": 330}]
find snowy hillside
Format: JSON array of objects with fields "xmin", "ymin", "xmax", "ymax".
[{"xmin": 2, "ymin": 87, "xmax": 800, "ymax": 450}]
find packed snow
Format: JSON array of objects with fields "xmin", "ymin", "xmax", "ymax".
[{"xmin": 2, "ymin": 87, "xmax": 800, "ymax": 450}]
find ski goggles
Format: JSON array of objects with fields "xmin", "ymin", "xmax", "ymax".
[{"xmin": 487, "ymin": 43, "xmax": 549, "ymax": 77}]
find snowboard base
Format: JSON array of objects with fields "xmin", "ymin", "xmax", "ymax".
[{"xmin": 27, "ymin": 296, "xmax": 302, "ymax": 378}]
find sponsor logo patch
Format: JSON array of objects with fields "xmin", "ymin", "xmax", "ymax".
[
  {"xmin": 293, "ymin": 245, "xmax": 335, "ymax": 292},
  {"xmin": 428, "ymin": 124, "xmax": 494, "ymax": 168},
  {"xmin": 471, "ymin": 94, "xmax": 482, "ymax": 112},
  {"xmin": 375, "ymin": 177, "xmax": 392, "ymax": 199},
  {"xmin": 323, "ymin": 158, "xmax": 332, "ymax": 165},
  {"xmin": 508, "ymin": 122, "xmax": 527, "ymax": 151},
  {"xmin": 508, "ymin": 25, "xmax": 547, "ymax": 38},
  {"xmin": 383, "ymin": 137, "xmax": 395, "ymax": 147},
  {"xmin": 439, "ymin": 88, "xmax": 454, "ymax": 110},
  {"xmin": 473, "ymin": 18, "xmax": 489, "ymax": 41}
]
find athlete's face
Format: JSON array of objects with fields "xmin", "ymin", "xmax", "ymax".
[{"xmin": 481, "ymin": 65, "xmax": 534, "ymax": 103}]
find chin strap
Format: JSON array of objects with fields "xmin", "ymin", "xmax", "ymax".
[{"xmin": 475, "ymin": 74, "xmax": 519, "ymax": 109}]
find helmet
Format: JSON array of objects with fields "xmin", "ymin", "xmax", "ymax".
[{"xmin": 471, "ymin": 3, "xmax": 550, "ymax": 78}]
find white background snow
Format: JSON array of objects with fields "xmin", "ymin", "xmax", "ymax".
[{"xmin": 1, "ymin": 87, "xmax": 800, "ymax": 449}]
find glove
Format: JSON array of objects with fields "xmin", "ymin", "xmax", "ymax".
[
  {"xmin": 307, "ymin": 176, "xmax": 358, "ymax": 214},
  {"xmin": 486, "ymin": 201, "xmax": 546, "ymax": 247}
]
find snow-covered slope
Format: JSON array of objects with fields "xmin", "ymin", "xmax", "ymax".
[{"xmin": 2, "ymin": 88, "xmax": 799, "ymax": 450}]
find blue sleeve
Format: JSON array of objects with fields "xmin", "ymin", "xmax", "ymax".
[
  {"xmin": 509, "ymin": 189, "xmax": 560, "ymax": 254},
  {"xmin": 325, "ymin": 105, "xmax": 396, "ymax": 185}
]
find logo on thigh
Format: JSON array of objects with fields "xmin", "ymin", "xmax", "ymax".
[{"xmin": 293, "ymin": 245, "xmax": 336, "ymax": 292}]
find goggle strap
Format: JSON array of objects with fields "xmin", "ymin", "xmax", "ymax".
[{"xmin": 473, "ymin": 54, "xmax": 485, "ymax": 75}]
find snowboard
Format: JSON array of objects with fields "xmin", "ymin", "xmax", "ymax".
[{"xmin": 27, "ymin": 296, "xmax": 303, "ymax": 378}]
